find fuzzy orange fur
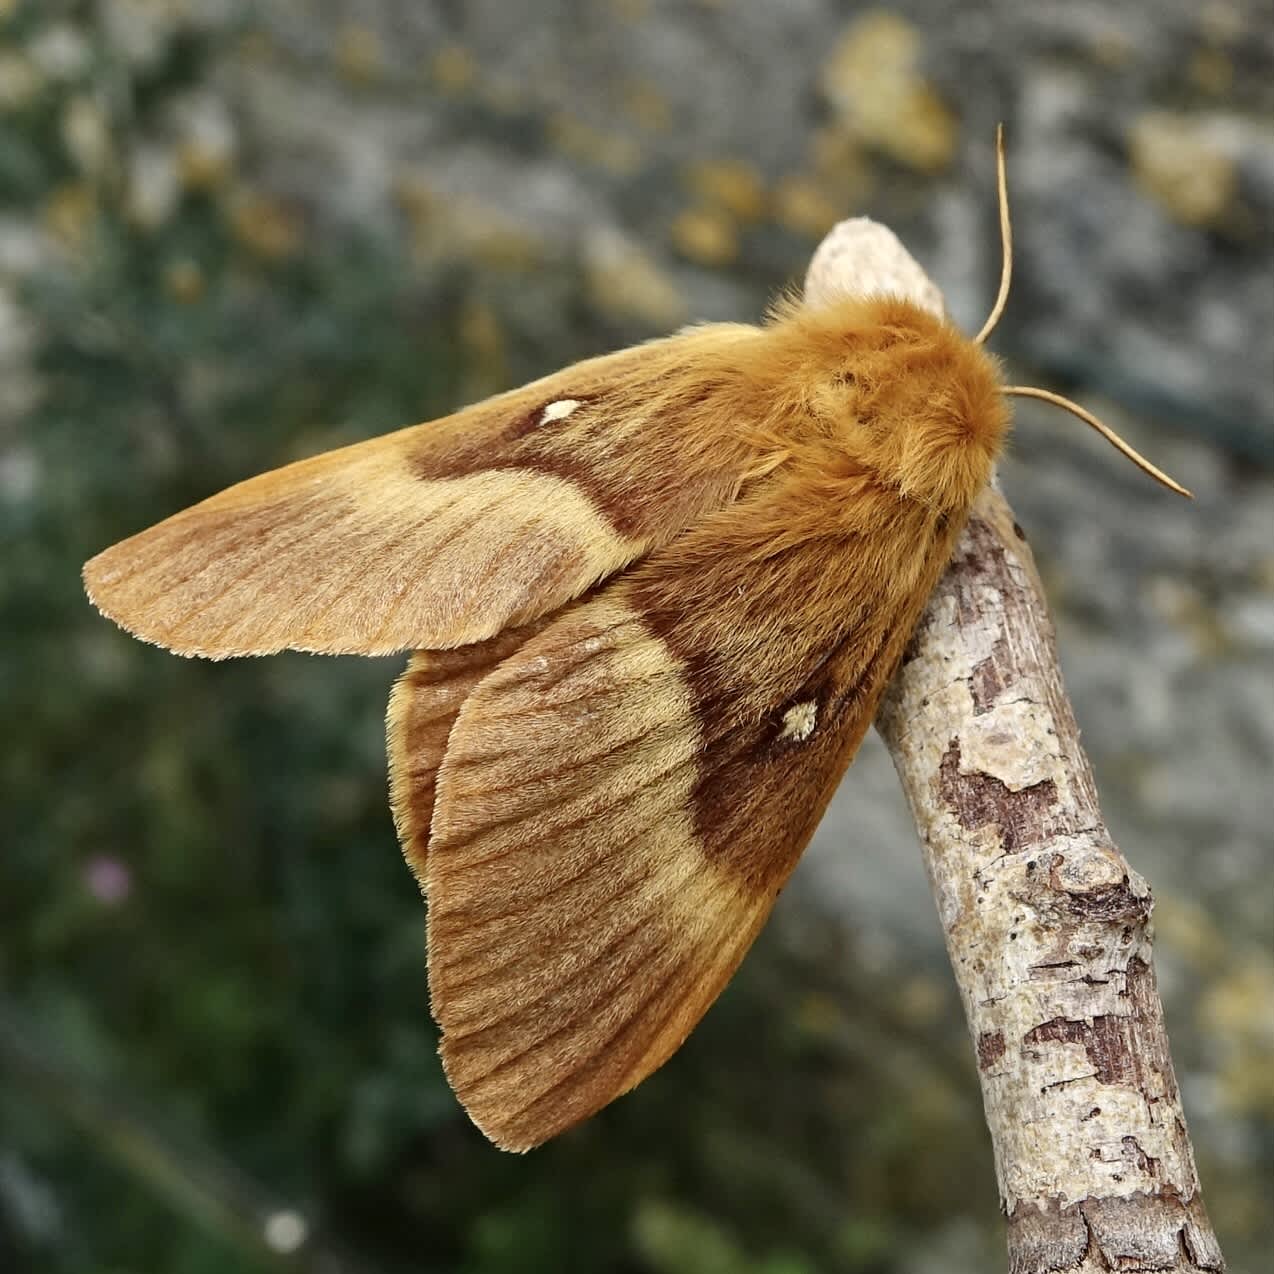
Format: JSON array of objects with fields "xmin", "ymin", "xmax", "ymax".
[{"xmin": 86, "ymin": 292, "xmax": 1011, "ymax": 1150}]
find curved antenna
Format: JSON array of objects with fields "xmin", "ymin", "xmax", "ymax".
[
  {"xmin": 973, "ymin": 124, "xmax": 1012, "ymax": 346},
  {"xmin": 1003, "ymin": 385, "xmax": 1193, "ymax": 498}
]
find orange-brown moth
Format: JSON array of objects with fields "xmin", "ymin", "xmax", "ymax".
[{"xmin": 82, "ymin": 131, "xmax": 1188, "ymax": 1152}]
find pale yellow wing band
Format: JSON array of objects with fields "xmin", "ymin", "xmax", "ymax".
[{"xmin": 84, "ymin": 443, "xmax": 636, "ymax": 658}]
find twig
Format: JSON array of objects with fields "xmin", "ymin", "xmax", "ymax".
[{"xmin": 804, "ymin": 220, "xmax": 1226, "ymax": 1272}]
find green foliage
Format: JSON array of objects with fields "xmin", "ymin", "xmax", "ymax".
[{"xmin": 634, "ymin": 1200, "xmax": 820, "ymax": 1274}]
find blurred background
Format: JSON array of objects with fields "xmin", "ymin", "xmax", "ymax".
[{"xmin": 2, "ymin": 1, "xmax": 1271, "ymax": 1271}]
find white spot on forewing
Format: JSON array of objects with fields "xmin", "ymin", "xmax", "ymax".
[
  {"xmin": 780, "ymin": 700, "xmax": 818, "ymax": 742},
  {"xmin": 538, "ymin": 398, "xmax": 582, "ymax": 426}
]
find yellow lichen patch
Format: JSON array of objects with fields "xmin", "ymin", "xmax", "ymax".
[
  {"xmin": 621, "ymin": 79, "xmax": 672, "ymax": 133},
  {"xmin": 585, "ymin": 233, "xmax": 687, "ymax": 328},
  {"xmin": 61, "ymin": 95, "xmax": 113, "ymax": 174},
  {"xmin": 0, "ymin": 51, "xmax": 42, "ymax": 109},
  {"xmin": 479, "ymin": 76, "xmax": 525, "ymax": 115},
  {"xmin": 1091, "ymin": 31, "xmax": 1132, "ymax": 69},
  {"xmin": 178, "ymin": 144, "xmax": 230, "ymax": 191},
  {"xmin": 546, "ymin": 111, "xmax": 594, "ymax": 159},
  {"xmin": 1143, "ymin": 575, "xmax": 1231, "ymax": 655},
  {"xmin": 794, "ymin": 993, "xmax": 842, "ymax": 1042},
  {"xmin": 177, "ymin": 112, "xmax": 236, "ymax": 192},
  {"xmin": 1129, "ymin": 111, "xmax": 1235, "ymax": 227},
  {"xmin": 163, "ymin": 258, "xmax": 205, "ymax": 304},
  {"xmin": 396, "ymin": 174, "xmax": 446, "ymax": 263},
  {"xmin": 805, "ymin": 124, "xmax": 876, "ymax": 215},
  {"xmin": 1199, "ymin": 0, "xmax": 1244, "ymax": 42},
  {"xmin": 820, "ymin": 11, "xmax": 957, "ymax": 173},
  {"xmin": 237, "ymin": 28, "xmax": 275, "ymax": 63},
  {"xmin": 1153, "ymin": 894, "xmax": 1227, "ymax": 970},
  {"xmin": 1201, "ymin": 957, "xmax": 1274, "ymax": 1116},
  {"xmin": 456, "ymin": 299, "xmax": 507, "ymax": 401},
  {"xmin": 772, "ymin": 175, "xmax": 842, "ymax": 239},
  {"xmin": 547, "ymin": 111, "xmax": 641, "ymax": 175},
  {"xmin": 430, "ymin": 44, "xmax": 477, "ymax": 95},
  {"xmin": 598, "ymin": 135, "xmax": 643, "ymax": 177},
  {"xmin": 1190, "ymin": 46, "xmax": 1233, "ymax": 96},
  {"xmin": 685, "ymin": 158, "xmax": 767, "ymax": 222},
  {"xmin": 394, "ymin": 171, "xmax": 436, "ymax": 227},
  {"xmin": 808, "ymin": 124, "xmax": 865, "ymax": 180},
  {"xmin": 670, "ymin": 205, "xmax": 738, "ymax": 267},
  {"xmin": 43, "ymin": 182, "xmax": 96, "ymax": 250},
  {"xmin": 395, "ymin": 173, "xmax": 542, "ymax": 272},
  {"xmin": 229, "ymin": 194, "xmax": 304, "ymax": 261},
  {"xmin": 334, "ymin": 25, "xmax": 382, "ymax": 84},
  {"xmin": 896, "ymin": 973, "xmax": 945, "ymax": 1027},
  {"xmin": 472, "ymin": 227, "xmax": 544, "ymax": 272}
]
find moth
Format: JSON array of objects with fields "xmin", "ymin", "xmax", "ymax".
[{"xmin": 83, "ymin": 131, "xmax": 1187, "ymax": 1151}]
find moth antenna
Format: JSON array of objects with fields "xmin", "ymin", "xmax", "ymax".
[
  {"xmin": 1003, "ymin": 385, "xmax": 1194, "ymax": 499},
  {"xmin": 982, "ymin": 123, "xmax": 1189, "ymax": 499},
  {"xmin": 973, "ymin": 123, "xmax": 1012, "ymax": 347}
]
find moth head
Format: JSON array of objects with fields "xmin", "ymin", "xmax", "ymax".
[
  {"xmin": 806, "ymin": 127, "xmax": 1190, "ymax": 511},
  {"xmin": 809, "ymin": 298, "xmax": 1011, "ymax": 513}
]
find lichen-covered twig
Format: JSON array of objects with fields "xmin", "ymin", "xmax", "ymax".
[{"xmin": 805, "ymin": 220, "xmax": 1225, "ymax": 1273}]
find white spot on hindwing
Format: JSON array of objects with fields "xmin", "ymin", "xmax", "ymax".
[
  {"xmin": 538, "ymin": 398, "xmax": 582, "ymax": 426},
  {"xmin": 780, "ymin": 700, "xmax": 818, "ymax": 743}
]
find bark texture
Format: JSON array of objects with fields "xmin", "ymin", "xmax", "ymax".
[{"xmin": 805, "ymin": 222, "xmax": 1225, "ymax": 1272}]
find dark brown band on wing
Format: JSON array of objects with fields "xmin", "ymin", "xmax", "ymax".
[
  {"xmin": 622, "ymin": 504, "xmax": 964, "ymax": 888},
  {"xmin": 406, "ymin": 383, "xmax": 739, "ymax": 542}
]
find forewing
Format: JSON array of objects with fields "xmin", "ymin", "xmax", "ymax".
[
  {"xmin": 83, "ymin": 326, "xmax": 761, "ymax": 657},
  {"xmin": 420, "ymin": 491, "xmax": 952, "ymax": 1150}
]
